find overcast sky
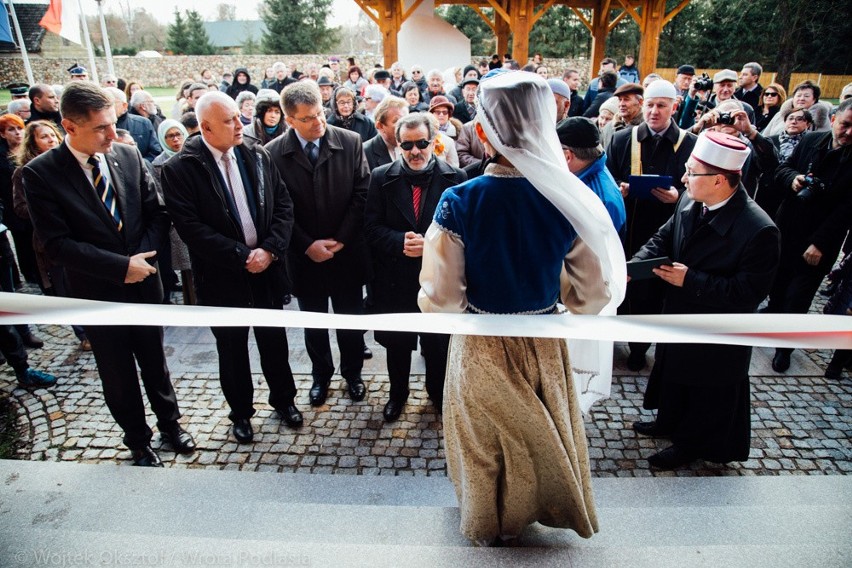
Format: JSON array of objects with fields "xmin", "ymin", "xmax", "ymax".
[{"xmin": 77, "ymin": 0, "xmax": 363, "ymax": 27}]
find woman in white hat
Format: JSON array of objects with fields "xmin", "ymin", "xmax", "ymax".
[{"xmin": 418, "ymin": 70, "xmax": 626, "ymax": 546}]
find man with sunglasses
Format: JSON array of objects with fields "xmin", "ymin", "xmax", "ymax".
[
  {"xmin": 267, "ymin": 82, "xmax": 372, "ymax": 408},
  {"xmin": 365, "ymin": 113, "xmax": 466, "ymax": 422}
]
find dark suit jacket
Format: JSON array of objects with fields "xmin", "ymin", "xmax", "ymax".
[
  {"xmin": 452, "ymin": 102, "xmax": 475, "ymax": 125},
  {"xmin": 365, "ymin": 158, "xmax": 466, "ymax": 315},
  {"xmin": 634, "ymin": 186, "xmax": 780, "ymax": 386},
  {"xmin": 161, "ymin": 136, "xmax": 294, "ymax": 307},
  {"xmin": 22, "ymin": 142, "xmax": 168, "ymax": 303},
  {"xmin": 265, "ymin": 125, "xmax": 372, "ymax": 296},
  {"xmin": 734, "ymin": 83, "xmax": 763, "ymax": 113},
  {"xmin": 363, "ymin": 134, "xmax": 393, "ymax": 172}
]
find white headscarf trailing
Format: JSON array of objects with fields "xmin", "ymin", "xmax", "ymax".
[
  {"xmin": 474, "ymin": 70, "xmax": 627, "ymax": 313},
  {"xmin": 474, "ymin": 70, "xmax": 627, "ymax": 412}
]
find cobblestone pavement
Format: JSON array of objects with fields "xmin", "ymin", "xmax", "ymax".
[{"xmin": 2, "ymin": 287, "xmax": 850, "ymax": 478}]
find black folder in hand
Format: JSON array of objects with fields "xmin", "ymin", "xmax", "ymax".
[{"xmin": 627, "ymin": 257, "xmax": 673, "ymax": 280}]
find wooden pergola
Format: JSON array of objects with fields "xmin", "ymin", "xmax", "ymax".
[{"xmin": 353, "ymin": 0, "xmax": 691, "ymax": 79}]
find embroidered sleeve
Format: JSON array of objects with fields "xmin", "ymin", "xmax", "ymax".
[{"xmin": 418, "ymin": 222, "xmax": 467, "ymax": 313}]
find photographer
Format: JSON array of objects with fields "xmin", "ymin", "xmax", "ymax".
[
  {"xmin": 764, "ymin": 98, "xmax": 852, "ymax": 372},
  {"xmin": 677, "ymin": 72, "xmax": 714, "ymax": 130},
  {"xmin": 688, "ymin": 100, "xmax": 779, "ymax": 201}
]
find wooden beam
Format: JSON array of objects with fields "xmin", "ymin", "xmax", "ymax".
[
  {"xmin": 589, "ymin": 1, "xmax": 608, "ymax": 81},
  {"xmin": 353, "ymin": 0, "xmax": 380, "ymax": 26},
  {"xmin": 484, "ymin": 0, "xmax": 511, "ymax": 23},
  {"xmin": 608, "ymin": 9, "xmax": 628, "ymax": 31},
  {"xmin": 401, "ymin": 0, "xmax": 424, "ymax": 23},
  {"xmin": 511, "ymin": 0, "xmax": 535, "ymax": 64},
  {"xmin": 531, "ymin": 0, "xmax": 558, "ymax": 26},
  {"xmin": 495, "ymin": 14, "xmax": 510, "ymax": 58},
  {"xmin": 470, "ymin": 5, "xmax": 498, "ymax": 33},
  {"xmin": 615, "ymin": 0, "xmax": 643, "ymax": 26},
  {"xmin": 599, "ymin": 0, "xmax": 612, "ymax": 25},
  {"xmin": 638, "ymin": 0, "xmax": 665, "ymax": 78},
  {"xmin": 571, "ymin": 7, "xmax": 593, "ymax": 32},
  {"xmin": 662, "ymin": 0, "xmax": 690, "ymax": 25}
]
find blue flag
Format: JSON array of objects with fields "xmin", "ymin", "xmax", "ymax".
[{"xmin": 0, "ymin": 3, "xmax": 14, "ymax": 44}]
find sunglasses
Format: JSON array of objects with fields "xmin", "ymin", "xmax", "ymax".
[
  {"xmin": 399, "ymin": 139, "xmax": 431, "ymax": 151},
  {"xmin": 764, "ymin": 92, "xmax": 779, "ymax": 96}
]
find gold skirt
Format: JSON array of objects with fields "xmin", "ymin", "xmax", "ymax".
[{"xmin": 443, "ymin": 334, "xmax": 599, "ymax": 542}]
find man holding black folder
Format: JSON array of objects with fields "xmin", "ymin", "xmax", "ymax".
[
  {"xmin": 629, "ymin": 131, "xmax": 779, "ymax": 469},
  {"xmin": 606, "ymin": 79, "xmax": 696, "ymax": 371}
]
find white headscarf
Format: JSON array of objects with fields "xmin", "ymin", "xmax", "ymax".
[{"xmin": 474, "ymin": 70, "xmax": 627, "ymax": 312}]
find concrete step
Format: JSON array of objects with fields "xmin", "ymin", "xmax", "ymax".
[{"xmin": 1, "ymin": 460, "xmax": 849, "ymax": 567}]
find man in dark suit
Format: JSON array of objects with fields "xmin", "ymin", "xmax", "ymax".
[
  {"xmin": 734, "ymin": 63, "xmax": 764, "ymax": 112},
  {"xmin": 266, "ymin": 82, "xmax": 372, "ymax": 407},
  {"xmin": 22, "ymin": 81, "xmax": 194, "ymax": 467},
  {"xmin": 363, "ymin": 96, "xmax": 408, "ymax": 172},
  {"xmin": 631, "ymin": 131, "xmax": 780, "ymax": 469},
  {"xmin": 365, "ymin": 114, "xmax": 466, "ymax": 421},
  {"xmin": 161, "ymin": 91, "xmax": 301, "ymax": 444},
  {"xmin": 606, "ymin": 79, "xmax": 697, "ymax": 371},
  {"xmin": 106, "ymin": 87, "xmax": 162, "ymax": 163}
]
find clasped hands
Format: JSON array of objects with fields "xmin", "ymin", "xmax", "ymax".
[{"xmin": 306, "ymin": 239, "xmax": 344, "ymax": 263}]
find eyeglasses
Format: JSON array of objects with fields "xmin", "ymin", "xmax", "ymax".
[
  {"xmin": 412, "ymin": 70, "xmax": 422, "ymax": 74},
  {"xmin": 786, "ymin": 115, "xmax": 807, "ymax": 122},
  {"xmin": 431, "ymin": 109, "xmax": 449, "ymax": 116},
  {"xmin": 336, "ymin": 100, "xmax": 354, "ymax": 107},
  {"xmin": 685, "ymin": 169, "xmax": 719, "ymax": 177},
  {"xmin": 399, "ymin": 139, "xmax": 431, "ymax": 151},
  {"xmin": 291, "ymin": 113, "xmax": 325, "ymax": 124},
  {"xmin": 164, "ymin": 132, "xmax": 184, "ymax": 139},
  {"xmin": 764, "ymin": 92, "xmax": 779, "ymax": 97}
]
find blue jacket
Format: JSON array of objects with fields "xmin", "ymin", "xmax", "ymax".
[
  {"xmin": 116, "ymin": 112, "xmax": 162, "ymax": 163},
  {"xmin": 583, "ymin": 76, "xmax": 628, "ymax": 112},
  {"xmin": 576, "ymin": 153, "xmax": 626, "ymax": 233}
]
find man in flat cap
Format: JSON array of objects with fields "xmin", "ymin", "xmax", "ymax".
[
  {"xmin": 606, "ymin": 79, "xmax": 696, "ymax": 371},
  {"xmin": 557, "ymin": 117, "xmax": 625, "ymax": 232},
  {"xmin": 453, "ymin": 77, "xmax": 479, "ymax": 124},
  {"xmin": 630, "ymin": 131, "xmax": 780, "ymax": 469},
  {"xmin": 601, "ymin": 83, "xmax": 644, "ymax": 148}
]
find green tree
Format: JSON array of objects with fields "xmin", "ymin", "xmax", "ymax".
[
  {"xmin": 435, "ymin": 6, "xmax": 494, "ymax": 55},
  {"xmin": 165, "ymin": 8, "xmax": 189, "ymax": 54},
  {"xmin": 185, "ymin": 10, "xmax": 216, "ymax": 55},
  {"xmin": 260, "ymin": 0, "xmax": 340, "ymax": 54}
]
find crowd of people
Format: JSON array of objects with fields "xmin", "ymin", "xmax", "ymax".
[{"xmin": 0, "ymin": 52, "xmax": 850, "ymax": 547}]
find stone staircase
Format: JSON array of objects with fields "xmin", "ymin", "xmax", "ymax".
[{"xmin": 1, "ymin": 460, "xmax": 849, "ymax": 567}]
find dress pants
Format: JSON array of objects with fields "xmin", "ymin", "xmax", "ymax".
[
  {"xmin": 85, "ymin": 325, "xmax": 180, "ymax": 450},
  {"xmin": 619, "ymin": 278, "xmax": 666, "ymax": 356},
  {"xmin": 765, "ymin": 255, "xmax": 827, "ymax": 357},
  {"xmin": 0, "ymin": 325, "xmax": 28, "ymax": 375},
  {"xmin": 386, "ymin": 332, "xmax": 449, "ymax": 403},
  {"xmin": 297, "ymin": 286, "xmax": 364, "ymax": 382},
  {"xmin": 211, "ymin": 325, "xmax": 297, "ymax": 420}
]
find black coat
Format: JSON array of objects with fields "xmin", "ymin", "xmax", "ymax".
[
  {"xmin": 22, "ymin": 142, "xmax": 168, "ymax": 303},
  {"xmin": 160, "ymin": 135, "xmax": 293, "ymax": 307},
  {"xmin": 363, "ymin": 134, "xmax": 394, "ymax": 172},
  {"xmin": 365, "ymin": 159, "xmax": 466, "ymax": 345},
  {"xmin": 606, "ymin": 121, "xmax": 697, "ymax": 256},
  {"xmin": 326, "ymin": 112, "xmax": 377, "ymax": 142},
  {"xmin": 634, "ymin": 186, "xmax": 780, "ymax": 386},
  {"xmin": 265, "ymin": 125, "xmax": 372, "ymax": 296},
  {"xmin": 734, "ymin": 83, "xmax": 763, "ymax": 113},
  {"xmin": 774, "ymin": 130, "xmax": 852, "ymax": 273},
  {"xmin": 452, "ymin": 101, "xmax": 475, "ymax": 125}
]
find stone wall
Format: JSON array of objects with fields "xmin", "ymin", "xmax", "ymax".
[{"xmin": 0, "ymin": 54, "xmax": 593, "ymax": 90}]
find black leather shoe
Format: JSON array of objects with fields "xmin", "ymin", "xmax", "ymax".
[
  {"xmin": 363, "ymin": 345, "xmax": 373, "ymax": 359},
  {"xmin": 648, "ymin": 446, "xmax": 695, "ymax": 470},
  {"xmin": 626, "ymin": 349, "xmax": 647, "ymax": 372},
  {"xmin": 309, "ymin": 378, "xmax": 331, "ymax": 406},
  {"xmin": 22, "ymin": 333, "xmax": 44, "ymax": 348},
  {"xmin": 383, "ymin": 398, "xmax": 406, "ymax": 422},
  {"xmin": 346, "ymin": 377, "xmax": 366, "ymax": 402},
  {"xmin": 232, "ymin": 418, "xmax": 254, "ymax": 443},
  {"xmin": 632, "ymin": 420, "xmax": 668, "ymax": 438},
  {"xmin": 160, "ymin": 425, "xmax": 196, "ymax": 454},
  {"xmin": 131, "ymin": 445, "xmax": 164, "ymax": 467},
  {"xmin": 277, "ymin": 404, "xmax": 304, "ymax": 428},
  {"xmin": 772, "ymin": 350, "xmax": 791, "ymax": 373}
]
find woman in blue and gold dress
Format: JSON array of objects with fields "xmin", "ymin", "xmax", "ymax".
[{"xmin": 418, "ymin": 70, "xmax": 627, "ymax": 545}]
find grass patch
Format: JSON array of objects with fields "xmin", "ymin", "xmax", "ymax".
[{"xmin": 0, "ymin": 395, "xmax": 22, "ymax": 459}]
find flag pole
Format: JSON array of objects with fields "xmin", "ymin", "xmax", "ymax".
[
  {"xmin": 6, "ymin": 0, "xmax": 35, "ymax": 85},
  {"xmin": 95, "ymin": 0, "xmax": 114, "ymax": 76},
  {"xmin": 77, "ymin": 0, "xmax": 98, "ymax": 83}
]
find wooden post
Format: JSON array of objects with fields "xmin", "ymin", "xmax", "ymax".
[
  {"xmin": 638, "ymin": 0, "xmax": 665, "ymax": 78},
  {"xmin": 510, "ymin": 0, "xmax": 533, "ymax": 65},
  {"xmin": 377, "ymin": 0, "xmax": 401, "ymax": 68},
  {"xmin": 495, "ymin": 14, "xmax": 510, "ymax": 60},
  {"xmin": 590, "ymin": 1, "xmax": 610, "ymax": 80}
]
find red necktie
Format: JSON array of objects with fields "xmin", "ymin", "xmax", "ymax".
[{"xmin": 412, "ymin": 185, "xmax": 422, "ymax": 222}]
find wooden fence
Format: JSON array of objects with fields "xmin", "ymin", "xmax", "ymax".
[{"xmin": 655, "ymin": 69, "xmax": 852, "ymax": 99}]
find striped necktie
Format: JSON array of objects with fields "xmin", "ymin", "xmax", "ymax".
[
  {"xmin": 87, "ymin": 156, "xmax": 122, "ymax": 231},
  {"xmin": 221, "ymin": 151, "xmax": 258, "ymax": 247},
  {"xmin": 412, "ymin": 185, "xmax": 422, "ymax": 222}
]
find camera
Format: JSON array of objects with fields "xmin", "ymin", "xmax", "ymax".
[
  {"xmin": 797, "ymin": 167, "xmax": 826, "ymax": 202},
  {"xmin": 694, "ymin": 73, "xmax": 713, "ymax": 92},
  {"xmin": 717, "ymin": 112, "xmax": 735, "ymax": 125}
]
